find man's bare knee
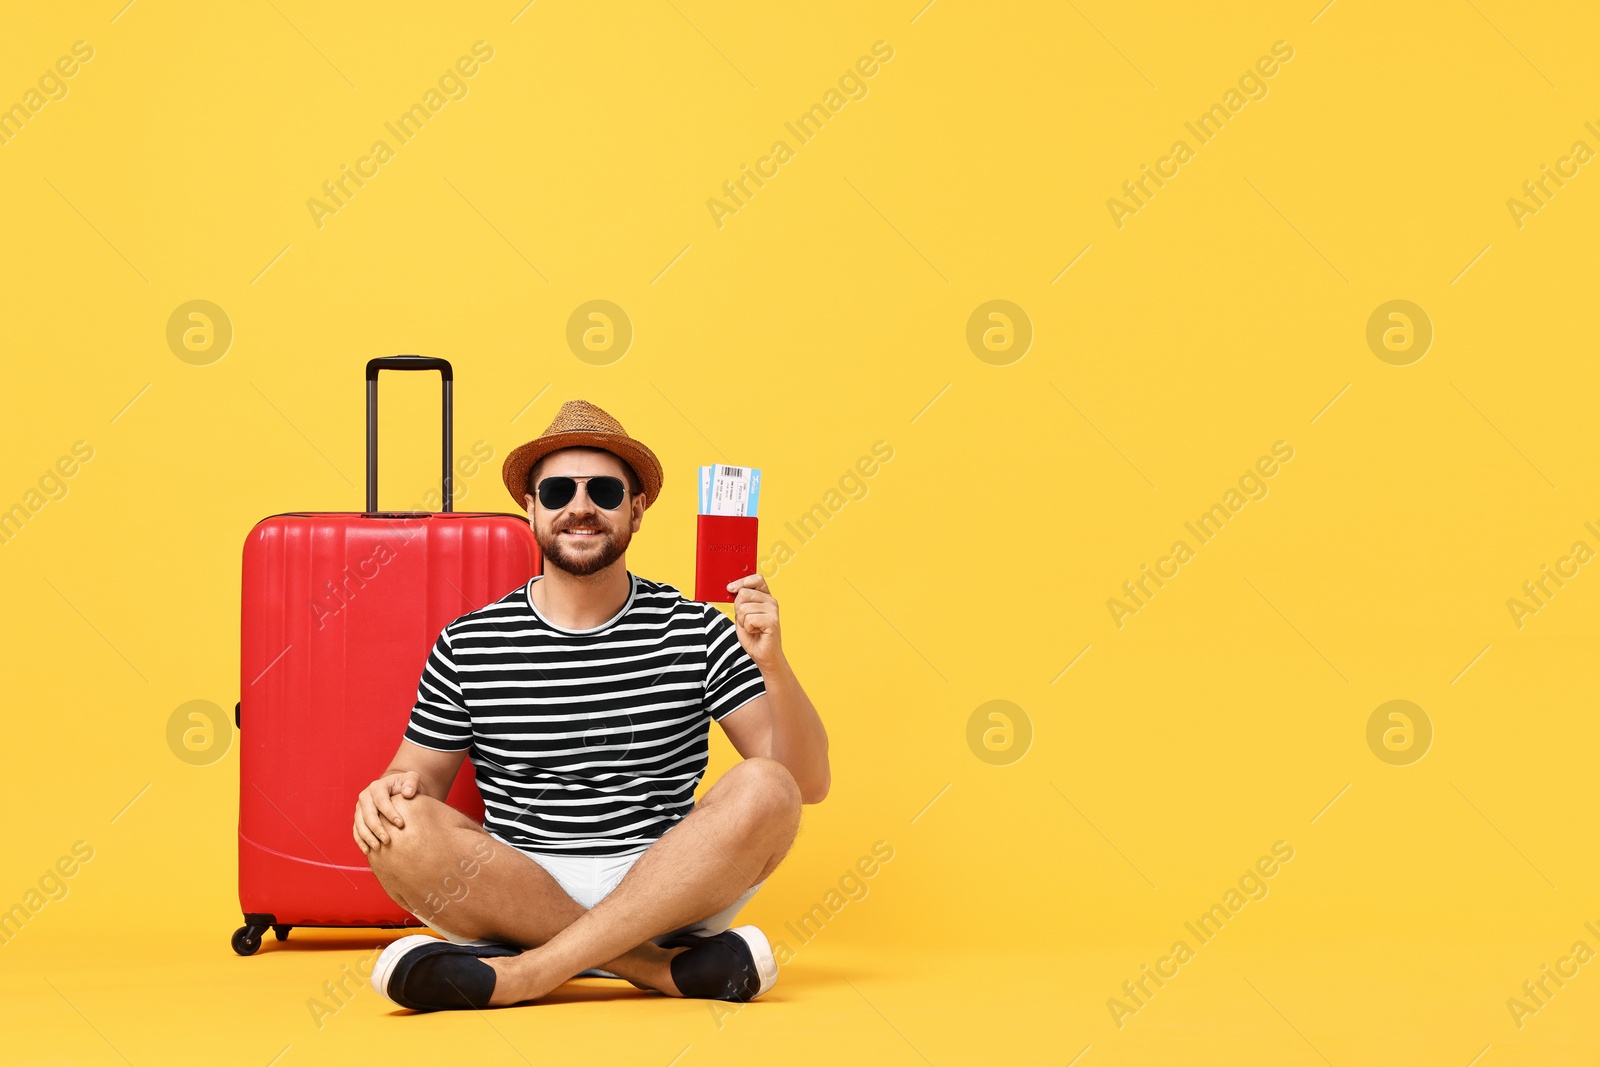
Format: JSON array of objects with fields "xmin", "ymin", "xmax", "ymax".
[
  {"xmin": 366, "ymin": 794, "xmax": 482, "ymax": 873},
  {"xmin": 719, "ymin": 757, "xmax": 802, "ymax": 831},
  {"xmin": 717, "ymin": 759, "xmax": 801, "ymax": 883}
]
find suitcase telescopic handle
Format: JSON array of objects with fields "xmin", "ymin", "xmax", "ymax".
[{"xmin": 365, "ymin": 356, "xmax": 454, "ymax": 513}]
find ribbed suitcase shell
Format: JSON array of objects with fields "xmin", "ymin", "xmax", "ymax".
[{"xmin": 238, "ymin": 510, "xmax": 538, "ymax": 927}]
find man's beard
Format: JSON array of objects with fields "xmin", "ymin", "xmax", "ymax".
[{"xmin": 535, "ymin": 518, "xmax": 630, "ymax": 577}]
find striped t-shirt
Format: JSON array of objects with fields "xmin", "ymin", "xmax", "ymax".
[{"xmin": 402, "ymin": 571, "xmax": 767, "ymax": 857}]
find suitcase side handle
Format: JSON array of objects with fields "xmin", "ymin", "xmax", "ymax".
[{"xmin": 365, "ymin": 356, "xmax": 454, "ymax": 514}]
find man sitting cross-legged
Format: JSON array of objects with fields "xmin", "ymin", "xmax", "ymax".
[{"xmin": 354, "ymin": 401, "xmax": 829, "ymax": 1011}]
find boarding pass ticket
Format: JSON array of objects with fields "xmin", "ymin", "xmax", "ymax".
[{"xmin": 699, "ymin": 464, "xmax": 762, "ymax": 517}]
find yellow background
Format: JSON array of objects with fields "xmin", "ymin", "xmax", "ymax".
[{"xmin": 2, "ymin": 0, "xmax": 1597, "ymax": 1063}]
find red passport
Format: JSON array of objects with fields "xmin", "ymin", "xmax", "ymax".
[{"xmin": 695, "ymin": 513, "xmax": 758, "ymax": 602}]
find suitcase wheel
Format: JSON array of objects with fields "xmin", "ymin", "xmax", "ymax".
[
  {"xmin": 272, "ymin": 925, "xmax": 292, "ymax": 941},
  {"xmin": 231, "ymin": 924, "xmax": 268, "ymax": 956}
]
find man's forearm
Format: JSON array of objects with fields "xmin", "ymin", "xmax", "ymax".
[
  {"xmin": 380, "ymin": 748, "xmax": 464, "ymax": 806},
  {"xmin": 757, "ymin": 654, "xmax": 830, "ymax": 802}
]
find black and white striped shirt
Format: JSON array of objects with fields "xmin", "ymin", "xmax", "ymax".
[{"xmin": 403, "ymin": 571, "xmax": 767, "ymax": 857}]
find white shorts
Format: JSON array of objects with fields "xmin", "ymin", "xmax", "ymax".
[{"xmin": 413, "ymin": 832, "xmax": 764, "ymax": 954}]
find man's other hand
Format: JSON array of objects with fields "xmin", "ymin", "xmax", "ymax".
[{"xmin": 353, "ymin": 771, "xmax": 420, "ymax": 854}]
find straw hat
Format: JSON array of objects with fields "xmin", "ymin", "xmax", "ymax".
[{"xmin": 501, "ymin": 399, "xmax": 664, "ymax": 511}]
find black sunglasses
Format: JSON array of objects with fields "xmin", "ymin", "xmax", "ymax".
[{"xmin": 535, "ymin": 475, "xmax": 627, "ymax": 511}]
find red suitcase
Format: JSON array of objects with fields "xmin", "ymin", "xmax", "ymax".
[{"xmin": 232, "ymin": 356, "xmax": 539, "ymax": 955}]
